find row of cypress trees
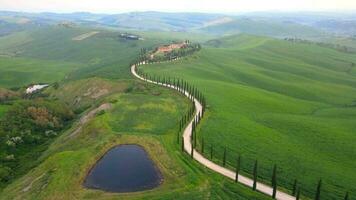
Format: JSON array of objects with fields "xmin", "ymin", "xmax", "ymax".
[
  {"xmin": 134, "ymin": 61, "xmax": 207, "ymax": 150},
  {"xmin": 199, "ymin": 143, "xmax": 351, "ymax": 200}
]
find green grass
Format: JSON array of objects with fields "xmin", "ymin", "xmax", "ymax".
[
  {"xmin": 141, "ymin": 34, "xmax": 356, "ymax": 199},
  {"xmin": 0, "ymin": 81, "xmax": 271, "ymax": 200},
  {"xmin": 0, "ymin": 105, "xmax": 9, "ymax": 118},
  {"xmin": 0, "ymin": 57, "xmax": 83, "ymax": 88},
  {"xmin": 45, "ymin": 77, "xmax": 129, "ymax": 113}
]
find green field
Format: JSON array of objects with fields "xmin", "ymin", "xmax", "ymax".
[
  {"xmin": 0, "ymin": 57, "xmax": 83, "ymax": 88},
  {"xmin": 141, "ymin": 34, "xmax": 356, "ymax": 199}
]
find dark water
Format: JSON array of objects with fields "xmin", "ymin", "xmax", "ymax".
[{"xmin": 83, "ymin": 145, "xmax": 162, "ymax": 192}]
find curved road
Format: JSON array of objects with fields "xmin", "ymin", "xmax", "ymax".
[{"xmin": 131, "ymin": 62, "xmax": 296, "ymax": 200}]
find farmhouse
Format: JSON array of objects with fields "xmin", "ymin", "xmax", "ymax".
[{"xmin": 156, "ymin": 42, "xmax": 188, "ymax": 54}]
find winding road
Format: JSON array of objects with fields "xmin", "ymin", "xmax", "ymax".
[{"xmin": 131, "ymin": 62, "xmax": 296, "ymax": 200}]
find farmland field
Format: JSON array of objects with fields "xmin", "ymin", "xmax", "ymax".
[{"xmin": 141, "ymin": 34, "xmax": 356, "ymax": 199}]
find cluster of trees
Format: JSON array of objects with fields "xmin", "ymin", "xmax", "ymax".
[
  {"xmin": 136, "ymin": 42, "xmax": 202, "ymax": 64},
  {"xmin": 0, "ymin": 88, "xmax": 18, "ymax": 104},
  {"xmin": 0, "ymin": 99, "xmax": 74, "ymax": 188},
  {"xmin": 159, "ymin": 43, "xmax": 202, "ymax": 62},
  {"xmin": 284, "ymin": 37, "xmax": 356, "ymax": 53}
]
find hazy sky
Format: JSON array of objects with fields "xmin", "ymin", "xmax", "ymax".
[{"xmin": 1, "ymin": 0, "xmax": 356, "ymax": 13}]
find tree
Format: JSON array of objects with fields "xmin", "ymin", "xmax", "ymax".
[
  {"xmin": 179, "ymin": 119, "xmax": 182, "ymax": 131},
  {"xmin": 210, "ymin": 145, "xmax": 214, "ymax": 159},
  {"xmin": 201, "ymin": 138, "xmax": 205, "ymax": 153},
  {"xmin": 235, "ymin": 155, "xmax": 240, "ymax": 182},
  {"xmin": 253, "ymin": 160, "xmax": 258, "ymax": 190},
  {"xmin": 292, "ymin": 179, "xmax": 298, "ymax": 196},
  {"xmin": 181, "ymin": 137, "xmax": 184, "ymax": 152},
  {"xmin": 344, "ymin": 192, "xmax": 349, "ymax": 200},
  {"xmin": 296, "ymin": 188, "xmax": 301, "ymax": 200},
  {"xmin": 223, "ymin": 147, "xmax": 227, "ymax": 166},
  {"xmin": 271, "ymin": 164, "xmax": 277, "ymax": 199},
  {"xmin": 315, "ymin": 179, "xmax": 322, "ymax": 200},
  {"xmin": 191, "ymin": 143, "xmax": 194, "ymax": 158}
]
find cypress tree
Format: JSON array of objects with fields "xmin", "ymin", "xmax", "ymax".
[
  {"xmin": 194, "ymin": 127, "xmax": 197, "ymax": 147},
  {"xmin": 179, "ymin": 120, "xmax": 182, "ymax": 131},
  {"xmin": 296, "ymin": 188, "xmax": 301, "ymax": 200},
  {"xmin": 292, "ymin": 179, "xmax": 298, "ymax": 196},
  {"xmin": 181, "ymin": 137, "xmax": 184, "ymax": 152},
  {"xmin": 223, "ymin": 148, "xmax": 227, "ymax": 166},
  {"xmin": 315, "ymin": 179, "xmax": 322, "ymax": 200},
  {"xmin": 191, "ymin": 128, "xmax": 194, "ymax": 144},
  {"xmin": 253, "ymin": 160, "xmax": 258, "ymax": 191},
  {"xmin": 235, "ymin": 155, "xmax": 241, "ymax": 182},
  {"xmin": 201, "ymin": 138, "xmax": 204, "ymax": 153},
  {"xmin": 210, "ymin": 145, "xmax": 213, "ymax": 159},
  {"xmin": 344, "ymin": 192, "xmax": 349, "ymax": 200},
  {"xmin": 271, "ymin": 164, "xmax": 277, "ymax": 199}
]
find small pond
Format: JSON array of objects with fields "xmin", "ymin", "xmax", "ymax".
[{"xmin": 83, "ymin": 144, "xmax": 162, "ymax": 193}]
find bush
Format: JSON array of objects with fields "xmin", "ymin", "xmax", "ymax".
[{"xmin": 0, "ymin": 166, "xmax": 13, "ymax": 182}]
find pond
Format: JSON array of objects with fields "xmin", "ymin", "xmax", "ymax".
[{"xmin": 83, "ymin": 144, "xmax": 162, "ymax": 193}]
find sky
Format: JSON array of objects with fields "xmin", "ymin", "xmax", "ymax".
[{"xmin": 1, "ymin": 0, "xmax": 356, "ymax": 14}]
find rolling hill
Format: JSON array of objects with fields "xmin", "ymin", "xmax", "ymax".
[{"xmin": 198, "ymin": 18, "xmax": 324, "ymax": 38}]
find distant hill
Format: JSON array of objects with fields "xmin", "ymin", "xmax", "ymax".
[
  {"xmin": 198, "ymin": 18, "xmax": 324, "ymax": 38},
  {"xmin": 1, "ymin": 10, "xmax": 356, "ymax": 38},
  {"xmin": 97, "ymin": 12, "xmax": 224, "ymax": 31},
  {"xmin": 0, "ymin": 11, "xmax": 226, "ymax": 32}
]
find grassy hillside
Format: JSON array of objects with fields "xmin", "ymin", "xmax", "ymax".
[
  {"xmin": 141, "ymin": 35, "xmax": 356, "ymax": 199},
  {"xmin": 0, "ymin": 25, "xmax": 213, "ymax": 89},
  {"xmin": 0, "ymin": 105, "xmax": 9, "ymax": 119},
  {"xmin": 0, "ymin": 80, "xmax": 270, "ymax": 200},
  {"xmin": 0, "ymin": 27, "xmax": 151, "ymax": 88},
  {"xmin": 0, "ymin": 57, "xmax": 83, "ymax": 88}
]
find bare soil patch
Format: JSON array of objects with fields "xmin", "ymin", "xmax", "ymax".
[{"xmin": 72, "ymin": 31, "xmax": 99, "ymax": 41}]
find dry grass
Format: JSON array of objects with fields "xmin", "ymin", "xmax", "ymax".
[{"xmin": 72, "ymin": 31, "xmax": 99, "ymax": 41}]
